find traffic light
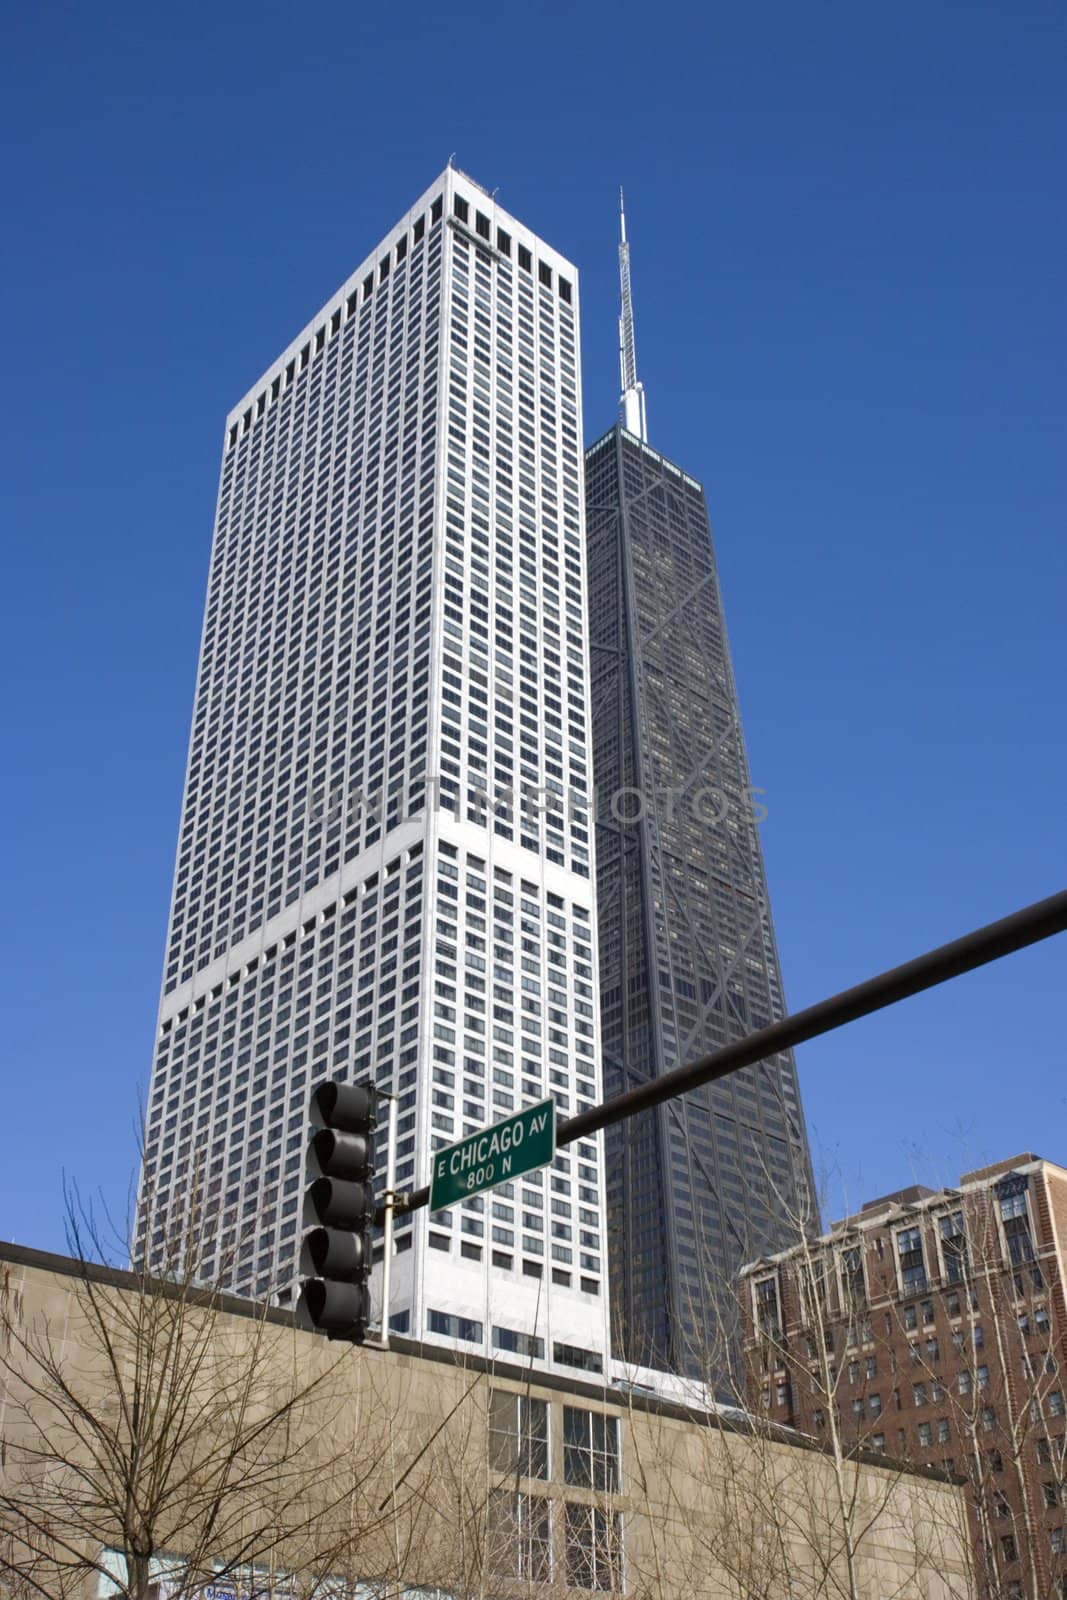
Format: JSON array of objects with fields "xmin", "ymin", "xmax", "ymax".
[{"xmin": 297, "ymin": 1080, "xmax": 378, "ymax": 1343}]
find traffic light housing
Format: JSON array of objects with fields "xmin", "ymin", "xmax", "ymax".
[{"xmin": 297, "ymin": 1080, "xmax": 378, "ymax": 1342}]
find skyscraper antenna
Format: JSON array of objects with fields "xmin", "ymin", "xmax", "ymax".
[{"xmin": 618, "ymin": 187, "xmax": 648, "ymax": 442}]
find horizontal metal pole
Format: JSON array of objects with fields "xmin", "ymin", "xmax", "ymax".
[{"xmin": 385, "ymin": 887, "xmax": 1067, "ymax": 1224}]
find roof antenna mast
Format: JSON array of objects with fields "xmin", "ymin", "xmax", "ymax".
[{"xmin": 618, "ymin": 188, "xmax": 648, "ymax": 442}]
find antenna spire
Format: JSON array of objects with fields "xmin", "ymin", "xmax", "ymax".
[{"xmin": 618, "ymin": 187, "xmax": 648, "ymax": 442}]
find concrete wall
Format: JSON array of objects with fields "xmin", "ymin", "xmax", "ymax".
[{"xmin": 0, "ymin": 1245, "xmax": 973, "ymax": 1599}]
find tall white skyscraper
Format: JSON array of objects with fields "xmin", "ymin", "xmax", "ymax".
[{"xmin": 140, "ymin": 167, "xmax": 610, "ymax": 1370}]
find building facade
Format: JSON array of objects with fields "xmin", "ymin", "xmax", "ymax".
[
  {"xmin": 139, "ymin": 167, "xmax": 610, "ymax": 1371},
  {"xmin": 583, "ymin": 215, "xmax": 815, "ymax": 1377},
  {"xmin": 741, "ymin": 1154, "xmax": 1067, "ymax": 1599}
]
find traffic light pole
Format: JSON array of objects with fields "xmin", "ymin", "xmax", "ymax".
[
  {"xmin": 368, "ymin": 1091, "xmax": 399, "ymax": 1351},
  {"xmin": 386, "ymin": 886, "xmax": 1067, "ymax": 1224}
]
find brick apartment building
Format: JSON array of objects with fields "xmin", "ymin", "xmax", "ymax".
[{"xmin": 741, "ymin": 1154, "xmax": 1067, "ymax": 1599}]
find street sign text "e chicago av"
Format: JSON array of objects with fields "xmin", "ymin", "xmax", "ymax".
[{"xmin": 429, "ymin": 1098, "xmax": 556, "ymax": 1211}]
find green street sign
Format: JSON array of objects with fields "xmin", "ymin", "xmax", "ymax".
[{"xmin": 430, "ymin": 1097, "xmax": 556, "ymax": 1211}]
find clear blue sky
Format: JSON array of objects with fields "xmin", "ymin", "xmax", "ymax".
[{"xmin": 1, "ymin": 1, "xmax": 1064, "ymax": 1252}]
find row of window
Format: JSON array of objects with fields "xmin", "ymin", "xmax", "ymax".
[
  {"xmin": 226, "ymin": 194, "xmax": 445, "ymax": 447},
  {"xmin": 147, "ymin": 845, "xmax": 428, "ymax": 1296},
  {"xmin": 485, "ymin": 1390, "xmax": 620, "ymax": 1490},
  {"xmin": 484, "ymin": 1391, "xmax": 622, "ymax": 1590},
  {"xmin": 754, "ymin": 1181, "xmax": 1042, "ymax": 1337},
  {"xmin": 225, "ymin": 181, "xmax": 575, "ymax": 450},
  {"xmin": 170, "ymin": 231, "xmax": 440, "ymax": 979},
  {"xmin": 487, "ymin": 1492, "xmax": 621, "ymax": 1591},
  {"xmin": 439, "ymin": 241, "xmax": 589, "ymax": 878}
]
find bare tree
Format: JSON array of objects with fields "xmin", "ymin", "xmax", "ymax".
[{"xmin": 0, "ymin": 1177, "xmax": 373, "ymax": 1600}]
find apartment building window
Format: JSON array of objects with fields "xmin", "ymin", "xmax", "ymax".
[
  {"xmin": 488, "ymin": 1389, "xmax": 549, "ymax": 1478},
  {"xmin": 896, "ymin": 1226, "xmax": 927, "ymax": 1294},
  {"xmin": 754, "ymin": 1274, "xmax": 782, "ymax": 1338},
  {"xmin": 564, "ymin": 1504, "xmax": 622, "ymax": 1592},
  {"xmin": 841, "ymin": 1244, "xmax": 866, "ymax": 1309},
  {"xmin": 487, "ymin": 1489, "xmax": 552, "ymax": 1580},
  {"xmin": 998, "ymin": 1178, "xmax": 1036, "ymax": 1265},
  {"xmin": 563, "ymin": 1406, "xmax": 620, "ymax": 1491},
  {"xmin": 939, "ymin": 1210, "xmax": 968, "ymax": 1283}
]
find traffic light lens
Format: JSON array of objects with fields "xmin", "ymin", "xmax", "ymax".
[
  {"xmin": 306, "ymin": 1225, "xmax": 366, "ymax": 1280},
  {"xmin": 312, "ymin": 1127, "xmax": 373, "ymax": 1181},
  {"xmin": 303, "ymin": 1279, "xmax": 371, "ymax": 1339},
  {"xmin": 308, "ymin": 1176, "xmax": 373, "ymax": 1229},
  {"xmin": 311, "ymin": 1082, "xmax": 377, "ymax": 1135}
]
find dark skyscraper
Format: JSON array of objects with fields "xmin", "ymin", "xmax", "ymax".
[{"xmin": 585, "ymin": 199, "xmax": 816, "ymax": 1378}]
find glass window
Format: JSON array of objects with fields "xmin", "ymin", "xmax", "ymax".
[
  {"xmin": 564, "ymin": 1503, "xmax": 621, "ymax": 1592},
  {"xmin": 841, "ymin": 1244, "xmax": 866, "ymax": 1308},
  {"xmin": 492, "ymin": 1325, "xmax": 544, "ymax": 1361},
  {"xmin": 896, "ymin": 1226, "xmax": 927, "ymax": 1293},
  {"xmin": 563, "ymin": 1406, "xmax": 619, "ymax": 1491},
  {"xmin": 427, "ymin": 1308, "xmax": 482, "ymax": 1343},
  {"xmin": 754, "ymin": 1274, "xmax": 781, "ymax": 1337},
  {"xmin": 488, "ymin": 1389, "xmax": 549, "ymax": 1478},
  {"xmin": 487, "ymin": 1489, "xmax": 551, "ymax": 1580},
  {"xmin": 997, "ymin": 1178, "xmax": 1035, "ymax": 1264},
  {"xmin": 553, "ymin": 1341, "xmax": 603, "ymax": 1374}
]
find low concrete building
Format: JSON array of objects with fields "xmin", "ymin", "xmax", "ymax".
[{"xmin": 0, "ymin": 1241, "xmax": 972, "ymax": 1599}]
